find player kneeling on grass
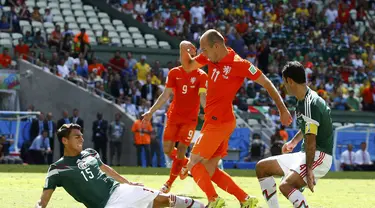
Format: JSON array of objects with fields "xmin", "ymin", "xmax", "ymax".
[
  {"xmin": 35, "ymin": 124, "xmax": 204, "ymax": 208},
  {"xmin": 256, "ymin": 61, "xmax": 333, "ymax": 208}
]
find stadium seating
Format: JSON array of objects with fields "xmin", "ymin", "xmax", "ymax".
[{"xmin": 1, "ymin": 0, "xmax": 171, "ymax": 49}]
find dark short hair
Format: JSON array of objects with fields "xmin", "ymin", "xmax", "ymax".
[
  {"xmin": 282, "ymin": 61, "xmax": 306, "ymax": 84},
  {"xmin": 57, "ymin": 123, "xmax": 81, "ymax": 142}
]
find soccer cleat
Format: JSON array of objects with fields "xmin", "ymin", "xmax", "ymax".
[
  {"xmin": 240, "ymin": 196, "xmax": 258, "ymax": 208},
  {"xmin": 207, "ymin": 197, "xmax": 225, "ymax": 208},
  {"xmin": 188, "ymin": 199, "xmax": 206, "ymax": 208},
  {"xmin": 299, "ymin": 186, "xmax": 305, "ymax": 193},
  {"xmin": 180, "ymin": 166, "xmax": 189, "ymax": 180},
  {"xmin": 160, "ymin": 184, "xmax": 171, "ymax": 193}
]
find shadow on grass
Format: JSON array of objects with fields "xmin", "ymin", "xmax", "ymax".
[{"xmin": 0, "ymin": 165, "xmax": 374, "ymax": 180}]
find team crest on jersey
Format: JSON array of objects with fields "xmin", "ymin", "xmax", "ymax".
[
  {"xmin": 77, "ymin": 156, "xmax": 96, "ymax": 170},
  {"xmin": 223, "ymin": 66, "xmax": 231, "ymax": 75},
  {"xmin": 190, "ymin": 77, "xmax": 196, "ymax": 84},
  {"xmin": 223, "ymin": 66, "xmax": 231, "ymax": 79}
]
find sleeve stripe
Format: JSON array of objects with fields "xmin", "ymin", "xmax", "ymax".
[
  {"xmin": 304, "ymin": 92, "xmax": 311, "ymax": 119},
  {"xmin": 47, "ymin": 169, "xmax": 59, "ymax": 178},
  {"xmin": 302, "ymin": 115, "xmax": 319, "ymax": 126},
  {"xmin": 303, "ymin": 92, "xmax": 320, "ymax": 126}
]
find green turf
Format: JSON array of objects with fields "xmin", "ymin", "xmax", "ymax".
[{"xmin": 0, "ymin": 165, "xmax": 374, "ymax": 208}]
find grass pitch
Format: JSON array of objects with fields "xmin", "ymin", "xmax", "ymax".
[{"xmin": 0, "ymin": 165, "xmax": 373, "ymax": 208}]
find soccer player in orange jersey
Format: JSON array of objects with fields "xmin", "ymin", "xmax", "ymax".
[
  {"xmin": 179, "ymin": 29, "xmax": 292, "ymax": 208},
  {"xmin": 142, "ymin": 48, "xmax": 208, "ymax": 194}
]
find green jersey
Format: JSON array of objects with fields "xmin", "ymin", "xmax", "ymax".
[
  {"xmin": 296, "ymin": 88, "xmax": 333, "ymax": 155},
  {"xmin": 44, "ymin": 148, "xmax": 119, "ymax": 208}
]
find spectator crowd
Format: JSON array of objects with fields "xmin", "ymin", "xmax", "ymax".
[
  {"xmin": 0, "ymin": 104, "xmax": 163, "ymax": 166},
  {"xmin": 1, "ymin": 0, "xmax": 375, "ymax": 168},
  {"xmin": 108, "ymin": 0, "xmax": 375, "ymax": 114},
  {"xmin": 0, "ymin": 0, "xmax": 375, "ymax": 136}
]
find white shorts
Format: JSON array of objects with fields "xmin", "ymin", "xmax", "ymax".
[
  {"xmin": 105, "ymin": 184, "xmax": 160, "ymax": 208},
  {"xmin": 270, "ymin": 151, "xmax": 332, "ymax": 183},
  {"xmin": 191, "ymin": 130, "xmax": 201, "ymax": 144}
]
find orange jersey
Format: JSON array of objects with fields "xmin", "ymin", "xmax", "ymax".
[
  {"xmin": 166, "ymin": 66, "xmax": 208, "ymax": 123},
  {"xmin": 195, "ymin": 48, "xmax": 262, "ymax": 124}
]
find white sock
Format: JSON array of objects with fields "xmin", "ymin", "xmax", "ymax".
[
  {"xmin": 169, "ymin": 195, "xmax": 204, "ymax": 208},
  {"xmin": 259, "ymin": 177, "xmax": 279, "ymax": 208},
  {"xmin": 288, "ymin": 189, "xmax": 309, "ymax": 208}
]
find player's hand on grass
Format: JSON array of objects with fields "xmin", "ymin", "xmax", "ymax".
[
  {"xmin": 279, "ymin": 109, "xmax": 292, "ymax": 126},
  {"xmin": 282, "ymin": 142, "xmax": 295, "ymax": 154},
  {"xmin": 142, "ymin": 111, "xmax": 153, "ymax": 122},
  {"xmin": 34, "ymin": 200, "xmax": 42, "ymax": 208},
  {"xmin": 306, "ymin": 169, "xmax": 315, "ymax": 193},
  {"xmin": 129, "ymin": 181, "xmax": 144, "ymax": 186}
]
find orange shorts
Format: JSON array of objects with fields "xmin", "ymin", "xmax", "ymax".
[
  {"xmin": 191, "ymin": 120, "xmax": 236, "ymax": 159},
  {"xmin": 163, "ymin": 121, "xmax": 197, "ymax": 146}
]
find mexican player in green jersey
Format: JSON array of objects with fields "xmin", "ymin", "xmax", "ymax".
[
  {"xmin": 35, "ymin": 124, "xmax": 204, "ymax": 208},
  {"xmin": 255, "ymin": 61, "xmax": 333, "ymax": 208}
]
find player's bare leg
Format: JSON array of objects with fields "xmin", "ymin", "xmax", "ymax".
[
  {"xmin": 160, "ymin": 140, "xmax": 176, "ymax": 193},
  {"xmin": 163, "ymin": 140, "xmax": 175, "ymax": 157},
  {"xmin": 279, "ymin": 171, "xmax": 308, "ymax": 208},
  {"xmin": 152, "ymin": 192, "xmax": 204, "ymax": 208},
  {"xmin": 187, "ymin": 153, "xmax": 225, "ymax": 207},
  {"xmin": 176, "ymin": 142, "xmax": 190, "ymax": 180},
  {"xmin": 206, "ymin": 156, "xmax": 258, "ymax": 208},
  {"xmin": 162, "ymin": 142, "xmax": 189, "ymax": 193},
  {"xmin": 256, "ymin": 158, "xmax": 285, "ymax": 208}
]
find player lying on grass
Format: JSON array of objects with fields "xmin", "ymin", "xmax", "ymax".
[
  {"xmin": 35, "ymin": 123, "xmax": 204, "ymax": 208},
  {"xmin": 142, "ymin": 47, "xmax": 208, "ymax": 194},
  {"xmin": 256, "ymin": 61, "xmax": 333, "ymax": 208}
]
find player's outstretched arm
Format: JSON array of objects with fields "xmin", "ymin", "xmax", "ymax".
[
  {"xmin": 254, "ymin": 73, "xmax": 292, "ymax": 126},
  {"xmin": 305, "ymin": 134, "xmax": 317, "ymax": 170},
  {"xmin": 199, "ymin": 92, "xmax": 206, "ymax": 108},
  {"xmin": 99, "ymin": 164, "xmax": 143, "ymax": 186},
  {"xmin": 35, "ymin": 189, "xmax": 54, "ymax": 208},
  {"xmin": 100, "ymin": 164, "xmax": 130, "ymax": 184},
  {"xmin": 180, "ymin": 41, "xmax": 204, "ymax": 72},
  {"xmin": 282, "ymin": 130, "xmax": 303, "ymax": 153},
  {"xmin": 305, "ymin": 133, "xmax": 317, "ymax": 192},
  {"xmin": 198, "ymin": 70, "xmax": 208, "ymax": 108},
  {"xmin": 142, "ymin": 88, "xmax": 173, "ymax": 122}
]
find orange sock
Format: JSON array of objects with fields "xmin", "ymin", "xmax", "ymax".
[
  {"xmin": 166, "ymin": 158, "xmax": 184, "ymax": 186},
  {"xmin": 169, "ymin": 148, "xmax": 177, "ymax": 160},
  {"xmin": 191, "ymin": 163, "xmax": 218, "ymax": 201},
  {"xmin": 211, "ymin": 168, "xmax": 248, "ymax": 202}
]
